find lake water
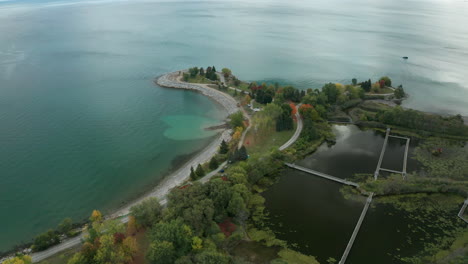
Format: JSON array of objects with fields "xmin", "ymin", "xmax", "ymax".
[
  {"xmin": 263, "ymin": 125, "xmax": 434, "ymax": 263},
  {"xmin": 1, "ymin": 0, "xmax": 468, "ymax": 252}
]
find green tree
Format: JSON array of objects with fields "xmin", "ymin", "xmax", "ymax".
[
  {"xmin": 194, "ymin": 250, "xmax": 230, "ymax": 264},
  {"xmin": 237, "ymin": 146, "xmax": 248, "ymax": 161},
  {"xmin": 58, "ymin": 217, "xmax": 73, "ymax": 234},
  {"xmin": 209, "ymin": 157, "xmax": 219, "ymax": 170},
  {"xmin": 219, "ymin": 140, "xmax": 229, "ymax": 154},
  {"xmin": 195, "ymin": 164, "xmax": 205, "ymax": 177},
  {"xmin": 394, "ymin": 86, "xmax": 405, "ymax": 99},
  {"xmin": 221, "ymin": 68, "xmax": 231, "ymax": 78},
  {"xmin": 188, "ymin": 67, "xmax": 199, "ymax": 77},
  {"xmin": 147, "ymin": 241, "xmax": 175, "ymax": 264},
  {"xmin": 148, "ymin": 219, "xmax": 193, "ymax": 258},
  {"xmin": 199, "ymin": 67, "xmax": 205, "ymax": 76},
  {"xmin": 229, "ymin": 111, "xmax": 244, "ymax": 128},
  {"xmin": 190, "ymin": 166, "xmax": 197, "ymax": 180},
  {"xmin": 130, "ymin": 197, "xmax": 163, "ymax": 228},
  {"xmin": 321, "ymin": 83, "xmax": 339, "ymax": 104},
  {"xmin": 33, "ymin": 229, "xmax": 60, "ymax": 251},
  {"xmin": 379, "ymin": 76, "xmax": 392, "ymax": 87},
  {"xmin": 352, "ymin": 78, "xmax": 357, "ymax": 85}
]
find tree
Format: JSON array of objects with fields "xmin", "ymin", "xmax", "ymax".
[
  {"xmin": 33, "ymin": 229, "xmax": 60, "ymax": 251},
  {"xmin": 188, "ymin": 67, "xmax": 199, "ymax": 77},
  {"xmin": 147, "ymin": 241, "xmax": 176, "ymax": 264},
  {"xmin": 190, "ymin": 166, "xmax": 197, "ymax": 180},
  {"xmin": 360, "ymin": 79, "xmax": 372, "ymax": 92},
  {"xmin": 194, "ymin": 250, "xmax": 230, "ymax": 264},
  {"xmin": 227, "ymin": 192, "xmax": 247, "ymax": 219},
  {"xmin": 58, "ymin": 217, "xmax": 73, "ymax": 234},
  {"xmin": 237, "ymin": 146, "xmax": 248, "ymax": 161},
  {"xmin": 229, "ymin": 111, "xmax": 244, "ymax": 128},
  {"xmin": 379, "ymin": 76, "xmax": 392, "ymax": 87},
  {"xmin": 3, "ymin": 255, "xmax": 32, "ymax": 264},
  {"xmin": 352, "ymin": 78, "xmax": 357, "ymax": 85},
  {"xmin": 94, "ymin": 233, "xmax": 136, "ymax": 264},
  {"xmin": 90, "ymin": 210, "xmax": 102, "ymax": 223},
  {"xmin": 196, "ymin": 164, "xmax": 205, "ymax": 177},
  {"xmin": 321, "ymin": 83, "xmax": 339, "ymax": 104},
  {"xmin": 219, "ymin": 140, "xmax": 229, "ymax": 154},
  {"xmin": 148, "ymin": 219, "xmax": 193, "ymax": 259},
  {"xmin": 394, "ymin": 86, "xmax": 405, "ymax": 99},
  {"xmin": 130, "ymin": 197, "xmax": 162, "ymax": 228},
  {"xmin": 199, "ymin": 67, "xmax": 205, "ymax": 76},
  {"xmin": 276, "ymin": 104, "xmax": 294, "ymax": 131},
  {"xmin": 209, "ymin": 157, "xmax": 219, "ymax": 170},
  {"xmin": 212, "ymin": 66, "xmax": 217, "ymax": 72},
  {"xmin": 299, "ymin": 104, "xmax": 320, "ymax": 121},
  {"xmin": 221, "ymin": 68, "xmax": 231, "ymax": 78},
  {"xmin": 67, "ymin": 253, "xmax": 86, "ymax": 264}
]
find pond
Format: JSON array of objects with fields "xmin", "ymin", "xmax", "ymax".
[{"xmin": 263, "ymin": 125, "xmax": 462, "ymax": 263}]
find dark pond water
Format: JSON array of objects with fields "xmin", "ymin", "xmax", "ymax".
[{"xmin": 263, "ymin": 125, "xmax": 432, "ymax": 263}]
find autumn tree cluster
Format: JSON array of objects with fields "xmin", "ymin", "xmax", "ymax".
[{"xmin": 66, "ymin": 210, "xmax": 138, "ymax": 264}]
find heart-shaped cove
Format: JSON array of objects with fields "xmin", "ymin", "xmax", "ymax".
[{"xmin": 161, "ymin": 115, "xmax": 223, "ymax": 140}]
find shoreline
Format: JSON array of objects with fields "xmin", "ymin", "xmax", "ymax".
[
  {"xmin": 28, "ymin": 72, "xmax": 239, "ymax": 263},
  {"xmin": 110, "ymin": 71, "xmax": 240, "ymax": 218}
]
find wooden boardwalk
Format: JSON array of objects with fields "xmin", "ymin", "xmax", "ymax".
[
  {"xmin": 374, "ymin": 128, "xmax": 391, "ymax": 180},
  {"xmin": 285, "ymin": 163, "xmax": 359, "ymax": 187},
  {"xmin": 339, "ymin": 193, "xmax": 374, "ymax": 264},
  {"xmin": 375, "ymin": 128, "xmax": 411, "ymax": 179},
  {"xmin": 458, "ymin": 199, "xmax": 468, "ymax": 224}
]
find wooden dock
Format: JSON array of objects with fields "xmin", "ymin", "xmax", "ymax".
[
  {"xmin": 375, "ymin": 129, "xmax": 411, "ymax": 180},
  {"xmin": 285, "ymin": 163, "xmax": 359, "ymax": 188},
  {"xmin": 374, "ymin": 128, "xmax": 391, "ymax": 180},
  {"xmin": 339, "ymin": 193, "xmax": 374, "ymax": 264}
]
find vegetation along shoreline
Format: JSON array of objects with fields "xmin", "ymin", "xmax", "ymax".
[{"xmin": 3, "ymin": 67, "xmax": 467, "ymax": 264}]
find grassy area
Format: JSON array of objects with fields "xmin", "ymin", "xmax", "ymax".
[
  {"xmin": 37, "ymin": 246, "xmax": 80, "ymax": 264},
  {"xmin": 185, "ymin": 75, "xmax": 214, "ymax": 84},
  {"xmin": 244, "ymin": 123, "xmax": 296, "ymax": 155},
  {"xmin": 368, "ymin": 87, "xmax": 394, "ymax": 94}
]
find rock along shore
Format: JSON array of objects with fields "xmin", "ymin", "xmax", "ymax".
[{"xmin": 156, "ymin": 71, "xmax": 240, "ymax": 115}]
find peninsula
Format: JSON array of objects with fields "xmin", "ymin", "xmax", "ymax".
[{"xmin": 3, "ymin": 67, "xmax": 467, "ymax": 264}]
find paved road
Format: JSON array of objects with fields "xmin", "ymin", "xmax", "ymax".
[{"xmin": 279, "ymin": 104, "xmax": 303, "ymax": 151}]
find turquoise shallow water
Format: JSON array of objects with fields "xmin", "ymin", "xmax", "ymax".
[{"xmin": 0, "ymin": 0, "xmax": 467, "ymax": 252}]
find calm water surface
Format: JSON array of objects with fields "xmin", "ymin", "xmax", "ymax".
[
  {"xmin": 1, "ymin": 0, "xmax": 468, "ymax": 251},
  {"xmin": 263, "ymin": 125, "xmax": 433, "ymax": 263}
]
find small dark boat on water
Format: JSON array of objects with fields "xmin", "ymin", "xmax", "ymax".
[{"xmin": 402, "ymin": 56, "xmax": 408, "ymax": 59}]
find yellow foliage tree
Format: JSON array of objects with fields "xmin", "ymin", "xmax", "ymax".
[
  {"xmin": 242, "ymin": 94, "xmax": 252, "ymax": 106},
  {"xmin": 191, "ymin": 236, "xmax": 203, "ymax": 250},
  {"xmin": 232, "ymin": 127, "xmax": 243, "ymax": 141},
  {"xmin": 90, "ymin": 210, "xmax": 102, "ymax": 223},
  {"xmin": 2, "ymin": 255, "xmax": 32, "ymax": 264}
]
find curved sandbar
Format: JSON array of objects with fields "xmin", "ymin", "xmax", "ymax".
[{"xmin": 156, "ymin": 71, "xmax": 240, "ymax": 115}]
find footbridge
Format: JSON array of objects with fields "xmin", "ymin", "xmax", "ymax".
[
  {"xmin": 284, "ymin": 163, "xmax": 359, "ymax": 187},
  {"xmin": 374, "ymin": 128, "xmax": 411, "ymax": 180},
  {"xmin": 339, "ymin": 193, "xmax": 374, "ymax": 264}
]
